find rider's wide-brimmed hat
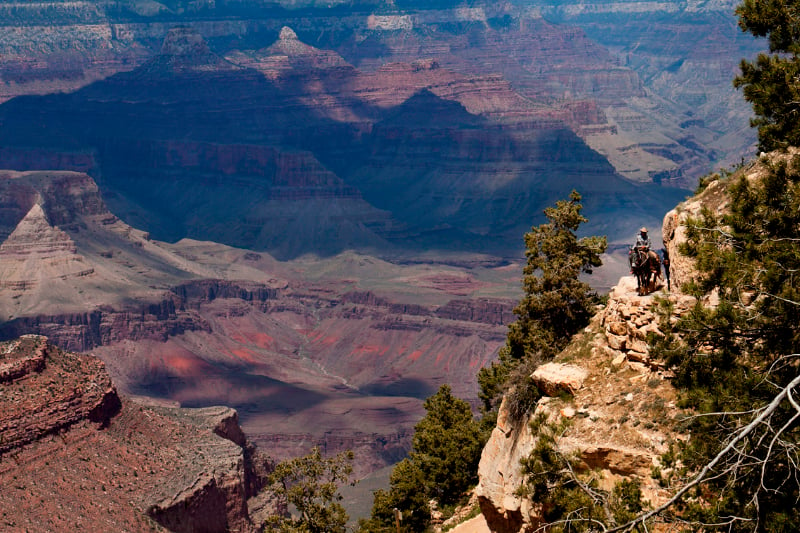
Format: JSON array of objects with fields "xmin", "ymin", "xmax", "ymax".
[{"xmin": 640, "ymin": 227, "xmax": 648, "ymax": 233}]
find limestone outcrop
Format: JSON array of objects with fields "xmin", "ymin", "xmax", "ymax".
[
  {"xmin": 476, "ymin": 274, "xmax": 687, "ymax": 532},
  {"xmin": 0, "ymin": 335, "xmax": 271, "ymax": 532}
]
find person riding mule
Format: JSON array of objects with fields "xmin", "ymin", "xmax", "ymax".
[
  {"xmin": 635, "ymin": 227, "xmax": 651, "ymax": 251},
  {"xmin": 630, "ymin": 227, "xmax": 660, "ymax": 265},
  {"xmin": 629, "ymin": 227, "xmax": 662, "ymax": 293}
]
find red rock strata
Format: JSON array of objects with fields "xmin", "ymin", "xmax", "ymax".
[{"xmin": 0, "ymin": 336, "xmax": 270, "ymax": 532}]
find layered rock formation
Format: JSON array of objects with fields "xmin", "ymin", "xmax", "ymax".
[
  {"xmin": 0, "ymin": 12, "xmax": 717, "ymax": 259},
  {"xmin": 0, "ymin": 335, "xmax": 271, "ymax": 532},
  {"xmin": 0, "ymin": 0, "xmax": 760, "ymax": 188},
  {"xmin": 0, "ymin": 203, "xmax": 95, "ymax": 290},
  {"xmin": 0, "ymin": 170, "xmax": 517, "ymax": 475}
]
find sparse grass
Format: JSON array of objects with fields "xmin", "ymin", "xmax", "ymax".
[
  {"xmin": 441, "ymin": 503, "xmax": 482, "ymax": 532},
  {"xmin": 556, "ymin": 328, "xmax": 597, "ymax": 365}
]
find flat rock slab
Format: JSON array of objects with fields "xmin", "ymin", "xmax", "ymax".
[{"xmin": 531, "ymin": 362, "xmax": 588, "ymax": 396}]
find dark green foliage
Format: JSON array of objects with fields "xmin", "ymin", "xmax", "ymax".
[
  {"xmin": 650, "ymin": 157, "xmax": 800, "ymax": 531},
  {"xmin": 411, "ymin": 385, "xmax": 486, "ymax": 505},
  {"xmin": 360, "ymin": 459, "xmax": 430, "ymax": 533},
  {"xmin": 734, "ymin": 0, "xmax": 800, "ymax": 150},
  {"xmin": 264, "ymin": 447, "xmax": 354, "ymax": 533},
  {"xmin": 478, "ymin": 191, "xmax": 607, "ymax": 415},
  {"xmin": 361, "ymin": 385, "xmax": 485, "ymax": 532}
]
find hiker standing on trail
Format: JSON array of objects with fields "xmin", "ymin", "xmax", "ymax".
[{"xmin": 661, "ymin": 247, "xmax": 671, "ymax": 290}]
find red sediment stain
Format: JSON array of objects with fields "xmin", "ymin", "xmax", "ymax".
[
  {"xmin": 249, "ymin": 332, "xmax": 273, "ymax": 349},
  {"xmin": 228, "ymin": 331, "xmax": 274, "ymax": 349},
  {"xmin": 162, "ymin": 355, "xmax": 203, "ymax": 375},
  {"xmin": 408, "ymin": 350, "xmax": 423, "ymax": 361},
  {"xmin": 229, "ymin": 332, "xmax": 248, "ymax": 344},
  {"xmin": 315, "ymin": 335, "xmax": 340, "ymax": 347},
  {"xmin": 230, "ymin": 348, "xmax": 258, "ymax": 364},
  {"xmin": 350, "ymin": 344, "xmax": 391, "ymax": 357}
]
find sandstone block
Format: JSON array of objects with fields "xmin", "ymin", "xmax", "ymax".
[
  {"xmin": 607, "ymin": 334, "xmax": 627, "ymax": 350},
  {"xmin": 531, "ymin": 363, "xmax": 588, "ymax": 396},
  {"xmin": 627, "ymin": 350, "xmax": 649, "ymax": 363},
  {"xmin": 603, "ymin": 345, "xmax": 619, "ymax": 359},
  {"xmin": 628, "ymin": 338, "xmax": 649, "ymax": 354},
  {"xmin": 606, "ymin": 320, "xmax": 628, "ymax": 336}
]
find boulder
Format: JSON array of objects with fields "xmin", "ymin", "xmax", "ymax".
[{"xmin": 531, "ymin": 363, "xmax": 588, "ymax": 396}]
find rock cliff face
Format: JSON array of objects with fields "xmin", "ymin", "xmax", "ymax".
[
  {"xmin": 0, "ymin": 203, "xmax": 95, "ymax": 290},
  {"xmin": 475, "ymin": 164, "xmax": 764, "ymax": 530},
  {"xmin": 0, "ymin": 335, "xmax": 270, "ymax": 533},
  {"xmin": 0, "ymin": 335, "xmax": 120, "ymax": 454},
  {"xmin": 476, "ymin": 275, "xmax": 689, "ymax": 532},
  {"xmin": 0, "ymin": 1, "xmax": 759, "ymax": 188}
]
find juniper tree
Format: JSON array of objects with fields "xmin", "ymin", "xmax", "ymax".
[
  {"xmin": 360, "ymin": 385, "xmax": 484, "ymax": 532},
  {"xmin": 264, "ymin": 447, "xmax": 354, "ymax": 533},
  {"xmin": 478, "ymin": 190, "xmax": 606, "ymax": 416},
  {"xmin": 735, "ymin": 0, "xmax": 800, "ymax": 150}
]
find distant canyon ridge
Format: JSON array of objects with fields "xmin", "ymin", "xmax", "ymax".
[
  {"xmin": 0, "ymin": 0, "xmax": 759, "ymax": 255},
  {"xmin": 0, "ymin": 0, "xmax": 762, "ymax": 475}
]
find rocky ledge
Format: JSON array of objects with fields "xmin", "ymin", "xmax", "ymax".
[
  {"xmin": 476, "ymin": 275, "xmax": 686, "ymax": 532},
  {"xmin": 0, "ymin": 336, "xmax": 271, "ymax": 532}
]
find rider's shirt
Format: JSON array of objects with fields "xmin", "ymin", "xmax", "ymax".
[{"xmin": 635, "ymin": 235, "xmax": 651, "ymax": 249}]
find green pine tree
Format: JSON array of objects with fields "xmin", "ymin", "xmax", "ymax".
[
  {"xmin": 478, "ymin": 190, "xmax": 606, "ymax": 416},
  {"xmin": 735, "ymin": 0, "xmax": 800, "ymax": 150},
  {"xmin": 649, "ymin": 156, "xmax": 800, "ymax": 531},
  {"xmin": 360, "ymin": 385, "xmax": 484, "ymax": 532}
]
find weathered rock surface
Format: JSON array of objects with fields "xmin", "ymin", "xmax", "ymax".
[
  {"xmin": 531, "ymin": 362, "xmax": 588, "ymax": 396},
  {"xmin": 475, "ymin": 396, "xmax": 538, "ymax": 533},
  {"xmin": 0, "ymin": 335, "xmax": 119, "ymax": 454},
  {"xmin": 0, "ymin": 203, "xmax": 95, "ymax": 289},
  {"xmin": 0, "ymin": 336, "xmax": 271, "ymax": 532},
  {"xmin": 477, "ymin": 274, "xmax": 685, "ymax": 532}
]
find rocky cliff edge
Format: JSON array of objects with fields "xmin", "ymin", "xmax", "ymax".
[
  {"xmin": 475, "ymin": 198, "xmax": 711, "ymax": 531},
  {"xmin": 0, "ymin": 335, "xmax": 271, "ymax": 533},
  {"xmin": 473, "ymin": 151, "xmax": 793, "ymax": 531}
]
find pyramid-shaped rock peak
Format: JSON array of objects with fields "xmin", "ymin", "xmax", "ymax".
[
  {"xmin": 156, "ymin": 26, "xmax": 236, "ymax": 71},
  {"xmin": 265, "ymin": 27, "xmax": 350, "ymax": 69},
  {"xmin": 0, "ymin": 203, "xmax": 76, "ymax": 256},
  {"xmin": 279, "ymin": 26, "xmax": 298, "ymax": 40}
]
